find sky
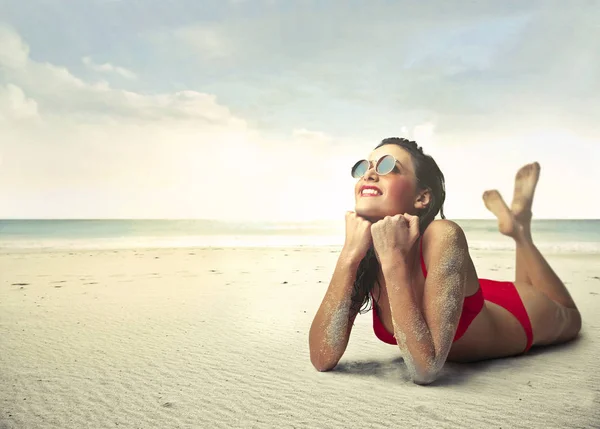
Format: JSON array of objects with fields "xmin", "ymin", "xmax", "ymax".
[{"xmin": 0, "ymin": 0, "xmax": 599, "ymax": 221}]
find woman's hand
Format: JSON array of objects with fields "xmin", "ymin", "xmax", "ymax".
[
  {"xmin": 371, "ymin": 213, "xmax": 420, "ymax": 264},
  {"xmin": 341, "ymin": 211, "xmax": 373, "ymax": 262}
]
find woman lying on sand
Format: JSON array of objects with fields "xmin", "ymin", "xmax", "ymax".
[{"xmin": 309, "ymin": 137, "xmax": 582, "ymax": 385}]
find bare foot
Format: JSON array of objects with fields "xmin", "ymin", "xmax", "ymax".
[
  {"xmin": 511, "ymin": 162, "xmax": 541, "ymax": 223},
  {"xmin": 483, "ymin": 190, "xmax": 522, "ymax": 237}
]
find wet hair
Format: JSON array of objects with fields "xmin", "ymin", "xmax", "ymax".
[{"xmin": 350, "ymin": 137, "xmax": 447, "ymax": 314}]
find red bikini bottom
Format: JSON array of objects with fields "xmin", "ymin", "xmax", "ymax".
[{"xmin": 480, "ymin": 279, "xmax": 534, "ymax": 353}]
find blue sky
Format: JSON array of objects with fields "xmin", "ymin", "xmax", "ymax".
[{"xmin": 0, "ymin": 1, "xmax": 599, "ymax": 220}]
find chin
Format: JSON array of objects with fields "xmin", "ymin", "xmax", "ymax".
[
  {"xmin": 355, "ymin": 205, "xmax": 385, "ymax": 222},
  {"xmin": 356, "ymin": 201, "xmax": 406, "ymax": 221}
]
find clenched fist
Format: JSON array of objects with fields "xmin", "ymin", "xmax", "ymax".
[
  {"xmin": 341, "ymin": 211, "xmax": 373, "ymax": 261},
  {"xmin": 371, "ymin": 213, "xmax": 420, "ymax": 263}
]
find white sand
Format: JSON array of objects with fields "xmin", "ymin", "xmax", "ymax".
[{"xmin": 1, "ymin": 247, "xmax": 599, "ymax": 428}]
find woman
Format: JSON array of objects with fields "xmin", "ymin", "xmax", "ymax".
[{"xmin": 308, "ymin": 137, "xmax": 582, "ymax": 385}]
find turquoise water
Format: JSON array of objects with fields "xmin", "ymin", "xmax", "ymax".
[{"xmin": 0, "ymin": 219, "xmax": 599, "ymax": 253}]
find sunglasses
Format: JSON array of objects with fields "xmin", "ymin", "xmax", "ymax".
[{"xmin": 351, "ymin": 154, "xmax": 400, "ymax": 179}]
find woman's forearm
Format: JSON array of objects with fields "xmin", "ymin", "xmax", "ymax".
[
  {"xmin": 381, "ymin": 258, "xmax": 440, "ymax": 384},
  {"xmin": 309, "ymin": 252, "xmax": 362, "ymax": 371}
]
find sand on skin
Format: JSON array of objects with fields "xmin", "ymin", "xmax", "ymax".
[{"xmin": 1, "ymin": 246, "xmax": 599, "ymax": 429}]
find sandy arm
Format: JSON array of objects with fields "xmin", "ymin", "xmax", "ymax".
[
  {"xmin": 381, "ymin": 220, "xmax": 468, "ymax": 384},
  {"xmin": 308, "ymin": 253, "xmax": 364, "ymax": 371}
]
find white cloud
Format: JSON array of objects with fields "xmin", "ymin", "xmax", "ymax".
[
  {"xmin": 0, "ymin": 28, "xmax": 247, "ymax": 126},
  {"xmin": 0, "ymin": 26, "xmax": 29, "ymax": 68},
  {"xmin": 0, "ymin": 27, "xmax": 353, "ymax": 221},
  {"xmin": 161, "ymin": 2, "xmax": 599, "ymax": 142},
  {"xmin": 1, "ymin": 0, "xmax": 599, "ymax": 221},
  {"xmin": 0, "ymin": 84, "xmax": 39, "ymax": 120},
  {"xmin": 82, "ymin": 56, "xmax": 137, "ymax": 79},
  {"xmin": 171, "ymin": 26, "xmax": 233, "ymax": 59}
]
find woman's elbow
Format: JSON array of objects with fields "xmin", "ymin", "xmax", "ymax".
[
  {"xmin": 410, "ymin": 361, "xmax": 444, "ymax": 385},
  {"xmin": 313, "ymin": 362, "xmax": 336, "ymax": 372},
  {"xmin": 407, "ymin": 358, "xmax": 442, "ymax": 385},
  {"xmin": 310, "ymin": 350, "xmax": 339, "ymax": 372},
  {"xmin": 411, "ymin": 371, "xmax": 439, "ymax": 385}
]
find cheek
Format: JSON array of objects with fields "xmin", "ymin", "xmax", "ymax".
[{"xmin": 385, "ymin": 179, "xmax": 415, "ymax": 205}]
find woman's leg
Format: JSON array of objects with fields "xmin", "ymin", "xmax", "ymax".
[
  {"xmin": 482, "ymin": 163, "xmax": 578, "ymax": 309},
  {"xmin": 510, "ymin": 163, "xmax": 538, "ymax": 286}
]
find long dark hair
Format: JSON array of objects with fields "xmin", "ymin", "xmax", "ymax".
[{"xmin": 350, "ymin": 137, "xmax": 447, "ymax": 314}]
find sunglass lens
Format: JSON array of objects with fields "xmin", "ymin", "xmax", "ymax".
[
  {"xmin": 377, "ymin": 155, "xmax": 396, "ymax": 175},
  {"xmin": 351, "ymin": 160, "xmax": 369, "ymax": 178}
]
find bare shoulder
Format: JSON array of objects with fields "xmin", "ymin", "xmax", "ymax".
[
  {"xmin": 421, "ymin": 219, "xmax": 468, "ymax": 254},
  {"xmin": 421, "ymin": 219, "xmax": 479, "ymax": 300}
]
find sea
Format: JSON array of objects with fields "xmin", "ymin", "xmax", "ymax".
[{"xmin": 0, "ymin": 219, "xmax": 599, "ymax": 254}]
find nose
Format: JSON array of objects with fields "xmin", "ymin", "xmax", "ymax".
[{"xmin": 363, "ymin": 162, "xmax": 378, "ymax": 181}]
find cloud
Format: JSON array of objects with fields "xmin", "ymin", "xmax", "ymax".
[
  {"xmin": 0, "ymin": 26, "xmax": 29, "ymax": 68},
  {"xmin": 159, "ymin": 1, "xmax": 599, "ymax": 140},
  {"xmin": 170, "ymin": 26, "xmax": 234, "ymax": 60},
  {"xmin": 0, "ymin": 0, "xmax": 599, "ymax": 220},
  {"xmin": 0, "ymin": 27, "xmax": 247, "ymax": 126},
  {"xmin": 0, "ymin": 84, "xmax": 39, "ymax": 120},
  {"xmin": 0, "ymin": 26, "xmax": 356, "ymax": 221},
  {"xmin": 82, "ymin": 56, "xmax": 137, "ymax": 79}
]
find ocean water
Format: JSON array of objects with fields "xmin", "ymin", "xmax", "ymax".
[{"xmin": 0, "ymin": 219, "xmax": 599, "ymax": 254}]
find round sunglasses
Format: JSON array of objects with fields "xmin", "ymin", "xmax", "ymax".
[{"xmin": 351, "ymin": 154, "xmax": 400, "ymax": 179}]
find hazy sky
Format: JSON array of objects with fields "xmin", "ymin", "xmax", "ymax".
[{"xmin": 1, "ymin": 1, "xmax": 599, "ymax": 221}]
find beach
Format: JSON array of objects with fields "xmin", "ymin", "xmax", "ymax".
[{"xmin": 1, "ymin": 245, "xmax": 599, "ymax": 429}]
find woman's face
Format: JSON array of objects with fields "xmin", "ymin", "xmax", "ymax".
[{"xmin": 353, "ymin": 145, "xmax": 420, "ymax": 222}]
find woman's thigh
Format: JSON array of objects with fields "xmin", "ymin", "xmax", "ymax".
[{"xmin": 514, "ymin": 281, "xmax": 575, "ymax": 346}]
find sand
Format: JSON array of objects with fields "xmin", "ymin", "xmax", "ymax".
[{"xmin": 1, "ymin": 246, "xmax": 599, "ymax": 429}]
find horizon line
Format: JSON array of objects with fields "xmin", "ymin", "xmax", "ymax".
[{"xmin": 1, "ymin": 218, "xmax": 599, "ymax": 222}]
